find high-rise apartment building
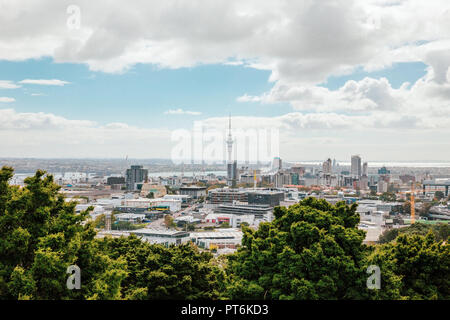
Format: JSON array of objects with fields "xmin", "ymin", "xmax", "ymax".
[
  {"xmin": 126, "ymin": 165, "xmax": 148, "ymax": 191},
  {"xmin": 351, "ymin": 155, "xmax": 362, "ymax": 177},
  {"xmin": 272, "ymin": 157, "xmax": 282, "ymax": 171},
  {"xmin": 322, "ymin": 158, "xmax": 332, "ymax": 174},
  {"xmin": 362, "ymin": 162, "xmax": 368, "ymax": 176},
  {"xmin": 227, "ymin": 160, "xmax": 238, "ymax": 187}
]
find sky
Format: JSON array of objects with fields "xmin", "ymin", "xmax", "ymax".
[{"xmin": 1, "ymin": 0, "xmax": 450, "ymax": 162}]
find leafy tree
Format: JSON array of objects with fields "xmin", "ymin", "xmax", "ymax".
[
  {"xmin": 378, "ymin": 229, "xmax": 399, "ymax": 244},
  {"xmin": 112, "ymin": 221, "xmax": 146, "ymax": 231},
  {"xmin": 402, "ymin": 201, "xmax": 411, "ymax": 215},
  {"xmin": 94, "ymin": 212, "xmax": 117, "ymax": 229},
  {"xmin": 418, "ymin": 202, "xmax": 433, "ymax": 217},
  {"xmin": 225, "ymin": 197, "xmax": 368, "ymax": 299},
  {"xmin": 379, "ymin": 223, "xmax": 449, "ymax": 244},
  {"xmin": 434, "ymin": 191, "xmax": 445, "ymax": 201},
  {"xmin": 367, "ymin": 233, "xmax": 449, "ymax": 299},
  {"xmin": 0, "ymin": 167, "xmax": 127, "ymax": 300},
  {"xmin": 2, "ymin": 167, "xmax": 448, "ymax": 301},
  {"xmin": 96, "ymin": 236, "xmax": 224, "ymax": 299},
  {"xmin": 240, "ymin": 222, "xmax": 249, "ymax": 230},
  {"xmin": 163, "ymin": 215, "xmax": 176, "ymax": 229},
  {"xmin": 380, "ymin": 192, "xmax": 396, "ymax": 202},
  {"xmin": 164, "ymin": 186, "xmax": 176, "ymax": 195}
]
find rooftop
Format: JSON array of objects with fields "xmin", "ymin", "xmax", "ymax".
[{"xmin": 130, "ymin": 228, "xmax": 189, "ymax": 236}]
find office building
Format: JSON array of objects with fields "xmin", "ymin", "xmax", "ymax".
[
  {"xmin": 214, "ymin": 204, "xmax": 273, "ymax": 221},
  {"xmin": 377, "ymin": 180, "xmax": 388, "ymax": 193},
  {"xmin": 209, "ymin": 188, "xmax": 248, "ymax": 204},
  {"xmin": 273, "ymin": 157, "xmax": 282, "ymax": 171},
  {"xmin": 131, "ymin": 228, "xmax": 190, "ymax": 246},
  {"xmin": 126, "ymin": 165, "xmax": 148, "ymax": 191},
  {"xmin": 107, "ymin": 176, "xmax": 125, "ymax": 185},
  {"xmin": 378, "ymin": 166, "xmax": 390, "ymax": 175},
  {"xmin": 273, "ymin": 171, "xmax": 292, "ymax": 188},
  {"xmin": 351, "ymin": 155, "xmax": 362, "ymax": 177},
  {"xmin": 362, "ymin": 162, "xmax": 368, "ymax": 176},
  {"xmin": 247, "ymin": 190, "xmax": 285, "ymax": 207},
  {"xmin": 291, "ymin": 166, "xmax": 305, "ymax": 175},
  {"xmin": 227, "ymin": 160, "xmax": 238, "ymax": 187},
  {"xmin": 399, "ymin": 174, "xmax": 415, "ymax": 184},
  {"xmin": 322, "ymin": 158, "xmax": 332, "ymax": 174},
  {"xmin": 179, "ymin": 186, "xmax": 207, "ymax": 199},
  {"xmin": 422, "ymin": 179, "xmax": 450, "ymax": 197}
]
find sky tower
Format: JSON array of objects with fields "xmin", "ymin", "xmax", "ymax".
[{"xmin": 226, "ymin": 113, "xmax": 237, "ymax": 187}]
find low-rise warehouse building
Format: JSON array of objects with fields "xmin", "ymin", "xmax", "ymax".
[{"xmin": 130, "ymin": 228, "xmax": 190, "ymax": 246}]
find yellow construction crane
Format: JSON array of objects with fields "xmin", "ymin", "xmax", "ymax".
[{"xmin": 399, "ymin": 181, "xmax": 418, "ymax": 224}]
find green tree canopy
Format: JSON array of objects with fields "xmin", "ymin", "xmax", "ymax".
[
  {"xmin": 380, "ymin": 192, "xmax": 396, "ymax": 202},
  {"xmin": 434, "ymin": 191, "xmax": 445, "ymax": 201},
  {"xmin": 379, "ymin": 223, "xmax": 449, "ymax": 244},
  {"xmin": 367, "ymin": 233, "xmax": 449, "ymax": 299},
  {"xmin": 225, "ymin": 197, "xmax": 368, "ymax": 300},
  {"xmin": 96, "ymin": 236, "xmax": 224, "ymax": 299},
  {"xmin": 0, "ymin": 167, "xmax": 127, "ymax": 300}
]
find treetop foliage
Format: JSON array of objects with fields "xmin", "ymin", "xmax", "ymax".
[{"xmin": 0, "ymin": 167, "xmax": 448, "ymax": 300}]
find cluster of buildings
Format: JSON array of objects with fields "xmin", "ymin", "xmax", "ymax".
[{"xmin": 28, "ymin": 117, "xmax": 447, "ymax": 250}]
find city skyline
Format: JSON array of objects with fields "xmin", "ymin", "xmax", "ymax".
[{"xmin": 0, "ymin": 1, "xmax": 449, "ymax": 305}]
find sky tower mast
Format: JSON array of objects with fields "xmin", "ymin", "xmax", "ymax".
[
  {"xmin": 226, "ymin": 113, "xmax": 233, "ymax": 163},
  {"xmin": 226, "ymin": 113, "xmax": 236, "ymax": 187}
]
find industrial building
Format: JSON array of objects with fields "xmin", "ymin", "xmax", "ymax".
[
  {"xmin": 247, "ymin": 190, "xmax": 285, "ymax": 207},
  {"xmin": 114, "ymin": 213, "xmax": 146, "ymax": 224},
  {"xmin": 190, "ymin": 230, "xmax": 243, "ymax": 250},
  {"xmin": 126, "ymin": 165, "xmax": 148, "ymax": 191},
  {"xmin": 209, "ymin": 188, "xmax": 248, "ymax": 204},
  {"xmin": 179, "ymin": 186, "xmax": 207, "ymax": 199},
  {"xmin": 214, "ymin": 204, "xmax": 273, "ymax": 221},
  {"xmin": 131, "ymin": 228, "xmax": 190, "ymax": 246},
  {"xmin": 122, "ymin": 198, "xmax": 182, "ymax": 212},
  {"xmin": 422, "ymin": 179, "xmax": 450, "ymax": 197}
]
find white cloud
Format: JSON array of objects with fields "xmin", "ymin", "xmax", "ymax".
[
  {"xmin": 236, "ymin": 94, "xmax": 262, "ymax": 103},
  {"xmin": 164, "ymin": 108, "xmax": 202, "ymax": 115},
  {"xmin": 0, "ymin": 108, "xmax": 171, "ymax": 158},
  {"xmin": 1, "ymin": 0, "xmax": 450, "ymax": 159},
  {"xmin": 0, "ymin": 0, "xmax": 448, "ymax": 78},
  {"xmin": 0, "ymin": 97, "xmax": 15, "ymax": 103},
  {"xmin": 0, "ymin": 108, "xmax": 448, "ymax": 160},
  {"xmin": 0, "ymin": 80, "xmax": 21, "ymax": 89},
  {"xmin": 19, "ymin": 79, "xmax": 70, "ymax": 86}
]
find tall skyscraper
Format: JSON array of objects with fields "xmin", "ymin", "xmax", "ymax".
[
  {"xmin": 322, "ymin": 158, "xmax": 332, "ymax": 174},
  {"xmin": 272, "ymin": 157, "xmax": 282, "ymax": 171},
  {"xmin": 351, "ymin": 155, "xmax": 362, "ymax": 178},
  {"xmin": 362, "ymin": 162, "xmax": 368, "ymax": 176},
  {"xmin": 126, "ymin": 165, "xmax": 148, "ymax": 191}
]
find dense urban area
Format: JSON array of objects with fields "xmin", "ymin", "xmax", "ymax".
[
  {"xmin": 4, "ymin": 153, "xmax": 450, "ymax": 249},
  {"xmin": 1, "ymin": 150, "xmax": 449, "ymax": 300}
]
